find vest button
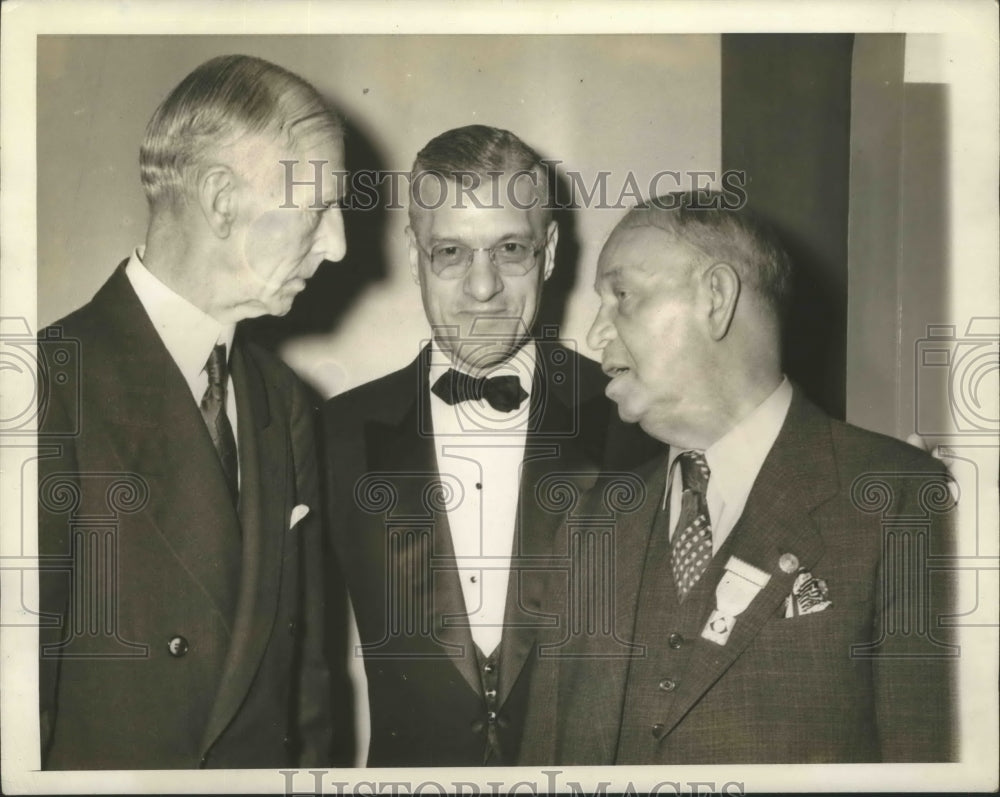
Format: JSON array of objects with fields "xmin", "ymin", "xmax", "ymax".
[
  {"xmin": 668, "ymin": 633, "xmax": 683, "ymax": 649},
  {"xmin": 167, "ymin": 635, "xmax": 189, "ymax": 657},
  {"xmin": 487, "ymin": 711, "xmax": 498, "ymax": 723},
  {"xmin": 484, "ymin": 662, "xmax": 495, "ymax": 673},
  {"xmin": 651, "ymin": 723, "xmax": 666, "ymax": 738},
  {"xmin": 658, "ymin": 678, "xmax": 676, "ymax": 692}
]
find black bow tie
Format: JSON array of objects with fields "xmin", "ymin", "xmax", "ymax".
[{"xmin": 431, "ymin": 368, "xmax": 529, "ymax": 413}]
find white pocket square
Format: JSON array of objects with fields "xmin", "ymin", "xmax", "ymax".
[{"xmin": 289, "ymin": 504, "xmax": 310, "ymax": 531}]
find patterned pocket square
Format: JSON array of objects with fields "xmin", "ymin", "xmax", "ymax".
[
  {"xmin": 289, "ymin": 504, "xmax": 310, "ymax": 531},
  {"xmin": 783, "ymin": 570, "xmax": 832, "ymax": 618}
]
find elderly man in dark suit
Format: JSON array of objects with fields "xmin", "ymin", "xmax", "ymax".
[
  {"xmin": 37, "ymin": 54, "xmax": 345, "ymax": 769},
  {"xmin": 322, "ymin": 125, "xmax": 660, "ymax": 767},
  {"xmin": 520, "ymin": 191, "xmax": 957, "ymax": 765}
]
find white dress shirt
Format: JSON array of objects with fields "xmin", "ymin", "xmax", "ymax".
[
  {"xmin": 125, "ymin": 248, "xmax": 239, "ymax": 481},
  {"xmin": 666, "ymin": 377, "xmax": 793, "ymax": 553},
  {"xmin": 428, "ymin": 341, "xmax": 536, "ymax": 657}
]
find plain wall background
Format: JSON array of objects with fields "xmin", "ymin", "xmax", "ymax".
[{"xmin": 36, "ymin": 34, "xmax": 722, "ymax": 398}]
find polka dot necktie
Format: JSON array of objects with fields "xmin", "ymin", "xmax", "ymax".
[{"xmin": 671, "ymin": 450, "xmax": 712, "ymax": 601}]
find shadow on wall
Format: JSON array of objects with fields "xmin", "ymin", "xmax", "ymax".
[
  {"xmin": 244, "ymin": 115, "xmax": 390, "ymax": 350},
  {"xmin": 774, "ymin": 220, "xmax": 847, "ymax": 418}
]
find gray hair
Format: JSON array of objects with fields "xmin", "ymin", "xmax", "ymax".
[
  {"xmin": 140, "ymin": 54, "xmax": 342, "ymax": 211},
  {"xmin": 408, "ymin": 124, "xmax": 552, "ymax": 225},
  {"xmin": 616, "ymin": 191, "xmax": 793, "ymax": 314}
]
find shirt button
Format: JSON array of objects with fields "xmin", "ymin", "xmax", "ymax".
[
  {"xmin": 475, "ymin": 482, "xmax": 482, "ymax": 490},
  {"xmin": 668, "ymin": 633, "xmax": 683, "ymax": 649},
  {"xmin": 658, "ymin": 678, "xmax": 676, "ymax": 692},
  {"xmin": 651, "ymin": 723, "xmax": 665, "ymax": 738},
  {"xmin": 470, "ymin": 575, "xmax": 478, "ymax": 583},
  {"xmin": 167, "ymin": 635, "xmax": 189, "ymax": 657}
]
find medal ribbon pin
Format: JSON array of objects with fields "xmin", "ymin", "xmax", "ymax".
[{"xmin": 701, "ymin": 556, "xmax": 771, "ymax": 646}]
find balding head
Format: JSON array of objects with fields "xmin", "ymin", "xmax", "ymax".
[{"xmin": 614, "ymin": 192, "xmax": 792, "ymax": 320}]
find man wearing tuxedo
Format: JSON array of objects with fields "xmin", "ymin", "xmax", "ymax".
[
  {"xmin": 37, "ymin": 55, "xmax": 345, "ymax": 769},
  {"xmin": 322, "ymin": 125, "xmax": 660, "ymax": 766},
  {"xmin": 520, "ymin": 191, "xmax": 958, "ymax": 764}
]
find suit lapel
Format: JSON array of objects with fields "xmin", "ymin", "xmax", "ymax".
[
  {"xmin": 200, "ymin": 338, "xmax": 289, "ymax": 756},
  {"xmin": 364, "ymin": 349, "xmax": 482, "ymax": 696},
  {"xmin": 97, "ymin": 267, "xmax": 242, "ymax": 625},
  {"xmin": 498, "ymin": 346, "xmax": 603, "ymax": 706},
  {"xmin": 659, "ymin": 392, "xmax": 838, "ymax": 736}
]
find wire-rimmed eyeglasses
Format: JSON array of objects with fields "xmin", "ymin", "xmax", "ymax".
[{"xmin": 414, "ymin": 238, "xmax": 544, "ymax": 280}]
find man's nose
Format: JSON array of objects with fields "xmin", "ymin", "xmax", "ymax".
[
  {"xmin": 586, "ymin": 304, "xmax": 615, "ymax": 351},
  {"xmin": 463, "ymin": 248, "xmax": 503, "ymax": 302},
  {"xmin": 315, "ymin": 207, "xmax": 347, "ymax": 263}
]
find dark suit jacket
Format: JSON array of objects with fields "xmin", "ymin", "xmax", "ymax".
[
  {"xmin": 520, "ymin": 389, "xmax": 957, "ymax": 765},
  {"xmin": 37, "ymin": 265, "xmax": 331, "ymax": 769},
  {"xmin": 322, "ymin": 343, "xmax": 662, "ymax": 766}
]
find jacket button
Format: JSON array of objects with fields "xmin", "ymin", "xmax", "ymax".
[
  {"xmin": 167, "ymin": 635, "xmax": 189, "ymax": 657},
  {"xmin": 651, "ymin": 723, "xmax": 665, "ymax": 738},
  {"xmin": 668, "ymin": 633, "xmax": 683, "ymax": 649},
  {"xmin": 658, "ymin": 678, "xmax": 676, "ymax": 692},
  {"xmin": 288, "ymin": 620, "xmax": 297, "ymax": 636}
]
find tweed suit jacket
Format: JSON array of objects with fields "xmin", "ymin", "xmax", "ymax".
[
  {"xmin": 520, "ymin": 389, "xmax": 957, "ymax": 765},
  {"xmin": 322, "ymin": 342, "xmax": 662, "ymax": 766},
  {"xmin": 37, "ymin": 264, "xmax": 331, "ymax": 769}
]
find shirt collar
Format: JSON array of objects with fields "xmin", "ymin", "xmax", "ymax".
[
  {"xmin": 124, "ymin": 247, "xmax": 236, "ymax": 396},
  {"xmin": 666, "ymin": 376, "xmax": 793, "ymax": 500}
]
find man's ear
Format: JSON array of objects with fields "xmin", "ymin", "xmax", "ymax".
[
  {"xmin": 405, "ymin": 226, "xmax": 421, "ymax": 285},
  {"xmin": 198, "ymin": 165, "xmax": 237, "ymax": 239},
  {"xmin": 703, "ymin": 261, "xmax": 740, "ymax": 340},
  {"xmin": 542, "ymin": 219, "xmax": 559, "ymax": 281}
]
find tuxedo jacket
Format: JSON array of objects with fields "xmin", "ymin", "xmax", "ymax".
[
  {"xmin": 520, "ymin": 390, "xmax": 957, "ymax": 765},
  {"xmin": 322, "ymin": 343, "xmax": 662, "ymax": 767},
  {"xmin": 37, "ymin": 265, "xmax": 331, "ymax": 769}
]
